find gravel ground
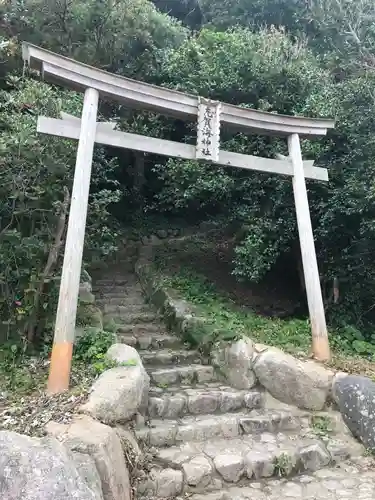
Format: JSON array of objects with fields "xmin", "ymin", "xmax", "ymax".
[{"xmin": 0, "ymin": 358, "xmax": 95, "ymax": 437}]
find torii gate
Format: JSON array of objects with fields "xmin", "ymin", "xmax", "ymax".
[{"xmin": 22, "ymin": 43, "xmax": 335, "ymax": 394}]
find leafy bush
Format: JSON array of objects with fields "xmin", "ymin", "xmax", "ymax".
[
  {"xmin": 74, "ymin": 328, "xmax": 115, "ymax": 374},
  {"xmin": 160, "ymin": 261, "xmax": 375, "ymax": 360},
  {"xmin": 1, "ymin": 0, "xmax": 187, "ymax": 79},
  {"xmin": 0, "ymin": 76, "xmax": 121, "ymax": 343}
]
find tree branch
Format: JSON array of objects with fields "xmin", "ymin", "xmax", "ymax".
[{"xmin": 27, "ymin": 186, "xmax": 70, "ymax": 343}]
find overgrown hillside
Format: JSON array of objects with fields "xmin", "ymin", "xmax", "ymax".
[{"xmin": 2, "ymin": 0, "xmax": 375, "ymax": 358}]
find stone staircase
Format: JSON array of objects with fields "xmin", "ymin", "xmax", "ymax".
[{"xmin": 93, "ymin": 267, "xmax": 370, "ymax": 500}]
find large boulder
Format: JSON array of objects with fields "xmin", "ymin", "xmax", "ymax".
[
  {"xmin": 81, "ymin": 344, "xmax": 149, "ymax": 423},
  {"xmin": 106, "ymin": 343, "xmax": 142, "ymax": 367},
  {"xmin": 211, "ymin": 337, "xmax": 256, "ymax": 389},
  {"xmin": 0, "ymin": 430, "xmax": 103, "ymax": 500},
  {"xmin": 253, "ymin": 348, "xmax": 333, "ymax": 410},
  {"xmin": 46, "ymin": 415, "xmax": 131, "ymax": 500},
  {"xmin": 332, "ymin": 374, "xmax": 375, "ymax": 449}
]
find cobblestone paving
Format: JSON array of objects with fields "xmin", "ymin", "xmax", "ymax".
[{"xmin": 185, "ymin": 458, "xmax": 375, "ymax": 500}]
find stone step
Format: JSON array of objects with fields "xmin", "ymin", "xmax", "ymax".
[
  {"xmin": 116, "ymin": 323, "xmax": 166, "ymax": 335},
  {"xmin": 140, "ymin": 349, "xmax": 201, "ymax": 367},
  {"xmin": 101, "ymin": 303, "xmax": 151, "ymax": 314},
  {"xmin": 103, "ymin": 311, "xmax": 158, "ymax": 324},
  {"xmin": 148, "ymin": 364, "xmax": 216, "ymax": 387},
  {"xmin": 136, "ymin": 432, "xmax": 358, "ymax": 498},
  {"xmin": 94, "ymin": 293, "xmax": 144, "ymax": 302},
  {"xmin": 116, "ymin": 332, "xmax": 183, "ymax": 350},
  {"xmin": 96, "ymin": 296, "xmax": 147, "ymax": 306},
  {"xmin": 147, "ymin": 386, "xmax": 263, "ymax": 419},
  {"xmin": 92, "ymin": 288, "xmax": 144, "ymax": 304},
  {"xmin": 136, "ymin": 410, "xmax": 303, "ymax": 448},
  {"xmin": 94, "ymin": 279, "xmax": 134, "ymax": 287},
  {"xmin": 93, "ymin": 282, "xmax": 143, "ymax": 292}
]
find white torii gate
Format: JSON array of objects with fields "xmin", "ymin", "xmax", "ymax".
[{"xmin": 22, "ymin": 43, "xmax": 335, "ymax": 394}]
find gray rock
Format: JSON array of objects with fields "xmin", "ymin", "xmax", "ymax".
[
  {"xmin": 156, "ymin": 468, "xmax": 183, "ymax": 497},
  {"xmin": 253, "ymin": 348, "xmax": 333, "ymax": 410},
  {"xmin": 77, "ymin": 304, "xmax": 103, "ymax": 329},
  {"xmin": 196, "ymin": 365, "xmax": 216, "ymax": 383},
  {"xmin": 106, "ymin": 343, "xmax": 140, "ymax": 366},
  {"xmin": 81, "ymin": 359, "xmax": 150, "ymax": 424},
  {"xmin": 244, "ymin": 391, "xmax": 262, "ymax": 410},
  {"xmin": 325, "ymin": 435, "xmax": 364, "ymax": 462},
  {"xmin": 164, "ymin": 395, "xmax": 186, "ymax": 418},
  {"xmin": 136, "ymin": 475, "xmax": 156, "ymax": 497},
  {"xmin": 211, "ymin": 338, "xmax": 256, "ymax": 390},
  {"xmin": 220, "ymin": 391, "xmax": 245, "ymax": 412},
  {"xmin": 150, "ymin": 368, "xmax": 179, "ymax": 385},
  {"xmin": 0, "ymin": 430, "xmax": 103, "ymax": 500},
  {"xmin": 156, "ymin": 229, "xmax": 168, "ymax": 239},
  {"xmin": 332, "ymin": 374, "xmax": 375, "ymax": 449},
  {"xmin": 149, "ymin": 424, "xmax": 177, "ymax": 447},
  {"xmin": 79, "ymin": 289, "xmax": 95, "ymax": 305},
  {"xmin": 81, "ymin": 269, "xmax": 92, "ymax": 285},
  {"xmin": 188, "ymin": 393, "xmax": 219, "ymax": 415},
  {"xmin": 72, "ymin": 452, "xmax": 103, "ymax": 496},
  {"xmin": 79, "ymin": 274, "xmax": 94, "ymax": 304},
  {"xmin": 183, "ymin": 455, "xmax": 212, "ymax": 487},
  {"xmin": 245, "ymin": 450, "xmax": 274, "ymax": 479},
  {"xmin": 157, "ymin": 442, "xmax": 199, "ymax": 466},
  {"xmin": 138, "ymin": 335, "xmax": 152, "ymax": 349},
  {"xmin": 148, "ymin": 397, "xmax": 166, "ymax": 418},
  {"xmin": 115, "ymin": 427, "xmax": 142, "ymax": 464},
  {"xmin": 213, "ymin": 453, "xmax": 244, "ymax": 483},
  {"xmin": 299, "ymin": 443, "xmax": 331, "ymax": 471},
  {"xmin": 46, "ymin": 415, "xmax": 131, "ymax": 500}
]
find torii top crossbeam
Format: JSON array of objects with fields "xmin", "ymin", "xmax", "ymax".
[
  {"xmin": 23, "ymin": 43, "xmax": 334, "ymax": 137},
  {"xmin": 21, "ymin": 43, "xmax": 334, "ymax": 394}
]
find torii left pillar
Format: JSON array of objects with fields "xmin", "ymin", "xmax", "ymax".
[{"xmin": 47, "ymin": 88, "xmax": 99, "ymax": 394}]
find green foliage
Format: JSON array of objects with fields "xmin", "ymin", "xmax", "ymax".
[
  {"xmin": 273, "ymin": 453, "xmax": 293, "ymax": 477},
  {"xmin": 76, "ymin": 305, "xmax": 103, "ymax": 328},
  {"xmin": 73, "ymin": 328, "xmax": 114, "ymax": 363},
  {"xmin": 160, "ymin": 266, "xmax": 312, "ymax": 355},
  {"xmin": 1, "ymin": 0, "xmax": 187, "ymax": 79},
  {"xmin": 0, "ymin": 76, "xmax": 121, "ymax": 341},
  {"xmin": 199, "ymin": 0, "xmax": 306, "ymax": 33},
  {"xmin": 303, "ymin": 73, "xmax": 375, "ymax": 325},
  {"xmin": 0, "ymin": 340, "xmax": 46, "ymax": 393},
  {"xmin": 161, "ymin": 27, "xmax": 329, "ymax": 106},
  {"xmin": 157, "ymin": 246, "xmax": 375, "ymax": 360},
  {"xmin": 152, "ymin": 0, "xmax": 202, "ymax": 28},
  {"xmin": 152, "ymin": 25, "xmax": 375, "ymax": 329},
  {"xmin": 199, "ymin": 0, "xmax": 375, "ymax": 73},
  {"xmin": 0, "ymin": 327, "xmax": 114, "ymax": 396},
  {"xmin": 74, "ymin": 328, "xmax": 115, "ymax": 374},
  {"xmin": 311, "ymin": 415, "xmax": 333, "ymax": 436},
  {"xmin": 306, "ymin": 0, "xmax": 375, "ymax": 72},
  {"xmin": 153, "ymin": 27, "xmax": 331, "ymax": 285}
]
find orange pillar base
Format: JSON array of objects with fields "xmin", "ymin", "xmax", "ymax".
[
  {"xmin": 47, "ymin": 341, "xmax": 73, "ymax": 394},
  {"xmin": 312, "ymin": 336, "xmax": 331, "ymax": 363}
]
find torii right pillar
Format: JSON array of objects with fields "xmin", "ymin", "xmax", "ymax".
[{"xmin": 288, "ymin": 133, "xmax": 330, "ymax": 361}]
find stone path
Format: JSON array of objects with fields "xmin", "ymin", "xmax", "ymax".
[
  {"xmin": 183, "ymin": 458, "xmax": 375, "ymax": 499},
  {"xmin": 93, "ymin": 263, "xmax": 373, "ymax": 500}
]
